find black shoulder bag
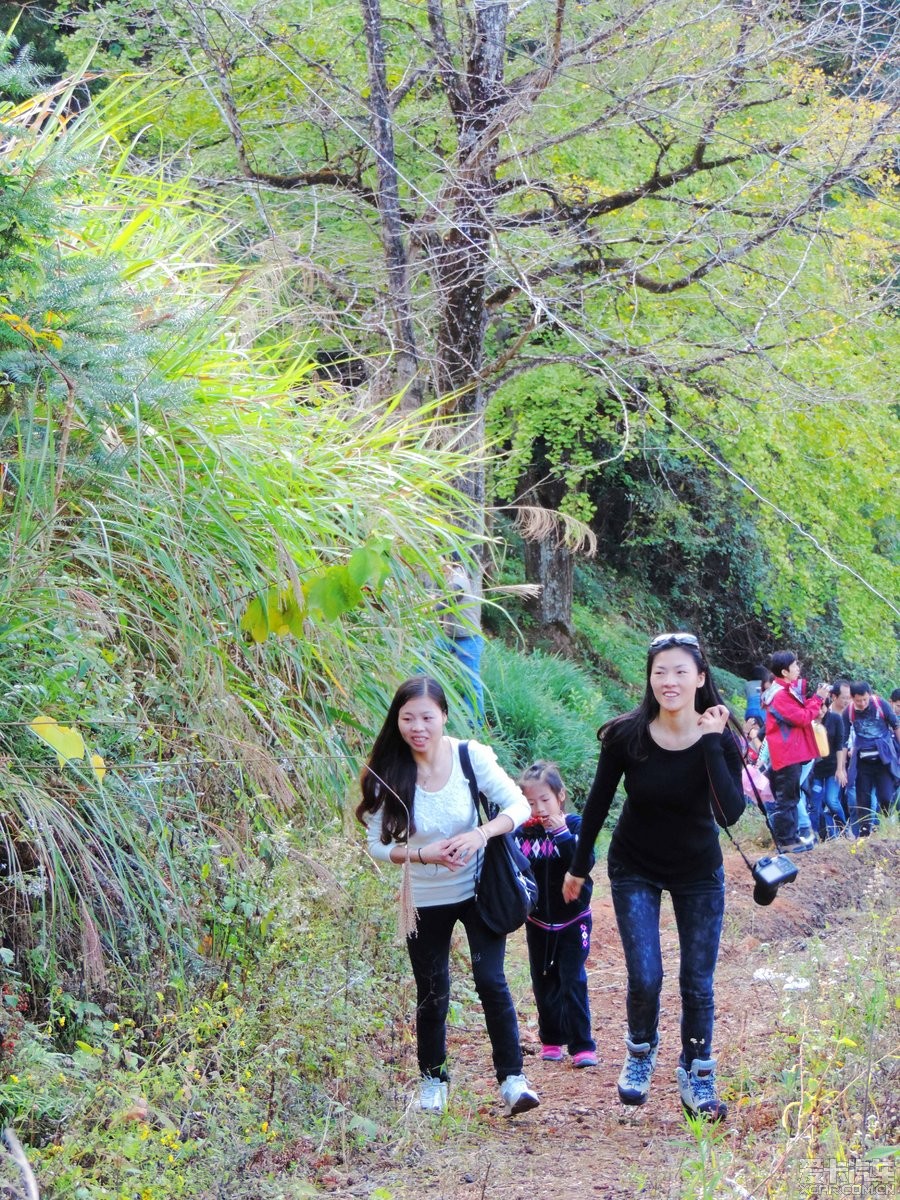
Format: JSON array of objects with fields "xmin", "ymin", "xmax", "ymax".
[{"xmin": 458, "ymin": 741, "xmax": 538, "ymax": 934}]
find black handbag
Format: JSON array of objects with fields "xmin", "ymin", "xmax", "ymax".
[{"xmin": 458, "ymin": 741, "xmax": 538, "ymax": 935}]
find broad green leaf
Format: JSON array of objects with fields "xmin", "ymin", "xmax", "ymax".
[
  {"xmin": 306, "ymin": 566, "xmax": 364, "ymax": 622},
  {"xmin": 240, "ymin": 595, "xmax": 269, "ymax": 643},
  {"xmin": 347, "ymin": 546, "xmax": 380, "ymax": 587}
]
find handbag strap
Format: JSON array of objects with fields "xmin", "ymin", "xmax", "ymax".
[{"xmin": 458, "ymin": 740, "xmax": 490, "ymax": 824}]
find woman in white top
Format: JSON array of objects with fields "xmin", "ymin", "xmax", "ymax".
[{"xmin": 357, "ymin": 676, "xmax": 539, "ymax": 1117}]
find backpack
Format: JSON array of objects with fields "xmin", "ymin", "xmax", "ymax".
[
  {"xmin": 458, "ymin": 742, "xmax": 538, "ymax": 935},
  {"xmin": 847, "ymin": 696, "xmax": 900, "ymax": 780}
]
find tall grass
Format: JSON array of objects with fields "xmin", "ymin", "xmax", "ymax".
[
  {"xmin": 482, "ymin": 641, "xmax": 607, "ymax": 798},
  {"xmin": 0, "ymin": 77, "xmax": 481, "ymax": 999}
]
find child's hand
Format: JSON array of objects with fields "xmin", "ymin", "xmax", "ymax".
[{"xmin": 562, "ymin": 872, "xmax": 584, "ymax": 903}]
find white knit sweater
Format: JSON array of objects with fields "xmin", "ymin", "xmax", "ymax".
[{"xmin": 365, "ymin": 738, "xmax": 530, "ymax": 907}]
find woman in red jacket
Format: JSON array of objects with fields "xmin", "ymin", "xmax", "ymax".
[{"xmin": 763, "ymin": 651, "xmax": 830, "ymax": 851}]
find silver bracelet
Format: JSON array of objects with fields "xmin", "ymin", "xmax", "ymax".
[{"xmin": 478, "ymin": 827, "xmax": 489, "ymax": 847}]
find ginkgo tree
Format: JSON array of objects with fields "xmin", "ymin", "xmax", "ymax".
[{"xmin": 55, "ymin": 0, "xmax": 900, "ymax": 668}]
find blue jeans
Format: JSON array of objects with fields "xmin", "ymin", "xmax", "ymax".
[
  {"xmin": 808, "ymin": 774, "xmax": 846, "ymax": 838},
  {"xmin": 526, "ymin": 917, "xmax": 595, "ymax": 1055},
  {"xmin": 608, "ymin": 861, "xmax": 725, "ymax": 1068},
  {"xmin": 438, "ymin": 635, "xmax": 485, "ymax": 725},
  {"xmin": 797, "ymin": 793, "xmax": 812, "ymax": 838},
  {"xmin": 406, "ymin": 898, "xmax": 522, "ymax": 1082}
]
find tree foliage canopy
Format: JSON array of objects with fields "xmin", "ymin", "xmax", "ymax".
[
  {"xmin": 13, "ymin": 1, "xmax": 900, "ymax": 672},
  {"xmin": 56, "ymin": 2, "xmax": 897, "ymax": 671}
]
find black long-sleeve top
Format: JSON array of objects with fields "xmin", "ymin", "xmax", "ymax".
[{"xmin": 570, "ymin": 730, "xmax": 745, "ymax": 885}]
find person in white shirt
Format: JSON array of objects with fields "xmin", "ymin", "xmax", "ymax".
[{"xmin": 356, "ymin": 676, "xmax": 539, "ymax": 1117}]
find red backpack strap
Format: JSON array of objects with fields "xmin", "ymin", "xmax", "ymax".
[{"xmin": 849, "ymin": 695, "xmax": 889, "ymax": 724}]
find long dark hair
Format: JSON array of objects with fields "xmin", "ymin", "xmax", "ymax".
[
  {"xmin": 600, "ymin": 633, "xmax": 740, "ymax": 759},
  {"xmin": 355, "ymin": 676, "xmax": 449, "ymax": 843}
]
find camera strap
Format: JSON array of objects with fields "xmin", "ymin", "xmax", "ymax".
[
  {"xmin": 706, "ymin": 731, "xmax": 784, "ymax": 875},
  {"xmin": 737, "ymin": 762, "xmax": 785, "ymax": 852},
  {"xmin": 712, "ymin": 808, "xmax": 756, "ymax": 873}
]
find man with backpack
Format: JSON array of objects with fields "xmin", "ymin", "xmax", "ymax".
[{"xmin": 839, "ymin": 682, "xmax": 900, "ymax": 837}]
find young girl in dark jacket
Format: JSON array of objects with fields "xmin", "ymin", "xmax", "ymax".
[{"xmin": 516, "ymin": 762, "xmax": 597, "ymax": 1068}]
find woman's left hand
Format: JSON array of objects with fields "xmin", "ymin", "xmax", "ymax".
[
  {"xmin": 698, "ymin": 704, "xmax": 730, "ymax": 734},
  {"xmin": 562, "ymin": 872, "xmax": 585, "ymax": 904},
  {"xmin": 444, "ymin": 828, "xmax": 489, "ymax": 866}
]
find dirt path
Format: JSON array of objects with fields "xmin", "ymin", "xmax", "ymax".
[{"xmin": 320, "ymin": 838, "xmax": 898, "ymax": 1199}]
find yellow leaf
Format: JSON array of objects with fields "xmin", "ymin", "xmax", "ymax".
[
  {"xmin": 240, "ymin": 587, "xmax": 302, "ymax": 642},
  {"xmin": 38, "ymin": 329, "xmax": 63, "ymax": 350},
  {"xmin": 90, "ymin": 753, "xmax": 107, "ymax": 784},
  {"xmin": 240, "ymin": 595, "xmax": 269, "ymax": 643},
  {"xmin": 29, "ymin": 713, "xmax": 86, "ymax": 766}
]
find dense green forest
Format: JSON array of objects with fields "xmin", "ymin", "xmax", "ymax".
[{"xmin": 0, "ymin": 1, "xmax": 897, "ymax": 1196}]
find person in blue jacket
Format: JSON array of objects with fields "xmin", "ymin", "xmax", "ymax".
[{"xmin": 516, "ymin": 762, "xmax": 597, "ymax": 1068}]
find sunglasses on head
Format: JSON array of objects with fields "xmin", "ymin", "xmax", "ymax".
[{"xmin": 649, "ymin": 632, "xmax": 700, "ymax": 650}]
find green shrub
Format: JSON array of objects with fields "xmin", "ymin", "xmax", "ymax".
[{"xmin": 482, "ymin": 641, "xmax": 606, "ymax": 800}]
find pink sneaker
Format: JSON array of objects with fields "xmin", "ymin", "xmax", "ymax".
[
  {"xmin": 541, "ymin": 1045, "xmax": 564, "ymax": 1061},
  {"xmin": 572, "ymin": 1050, "xmax": 598, "ymax": 1068}
]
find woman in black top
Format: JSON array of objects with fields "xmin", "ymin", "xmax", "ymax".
[{"xmin": 562, "ymin": 632, "xmax": 744, "ymax": 1120}]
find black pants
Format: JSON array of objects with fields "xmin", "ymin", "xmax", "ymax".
[
  {"xmin": 852, "ymin": 757, "xmax": 897, "ymax": 836},
  {"xmin": 770, "ymin": 761, "xmax": 803, "ymax": 846},
  {"xmin": 526, "ymin": 917, "xmax": 595, "ymax": 1055},
  {"xmin": 406, "ymin": 898, "xmax": 523, "ymax": 1083}
]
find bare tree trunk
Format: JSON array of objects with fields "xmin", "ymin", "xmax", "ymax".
[
  {"xmin": 519, "ymin": 460, "xmax": 576, "ymax": 638},
  {"xmin": 360, "ymin": 0, "xmax": 422, "ymax": 406},
  {"xmin": 523, "ymin": 536, "xmax": 574, "ymax": 641},
  {"xmin": 432, "ymin": 1, "xmax": 510, "ymax": 518}
]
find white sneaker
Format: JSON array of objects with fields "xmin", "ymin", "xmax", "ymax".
[
  {"xmin": 419, "ymin": 1076, "xmax": 448, "ymax": 1112},
  {"xmin": 499, "ymin": 1073, "xmax": 539, "ymax": 1116}
]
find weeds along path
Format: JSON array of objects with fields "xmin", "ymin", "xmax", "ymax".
[{"xmin": 334, "ymin": 836, "xmax": 899, "ymax": 1199}]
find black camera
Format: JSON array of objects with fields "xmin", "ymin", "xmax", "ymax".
[{"xmin": 751, "ymin": 854, "xmax": 799, "ymax": 906}]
